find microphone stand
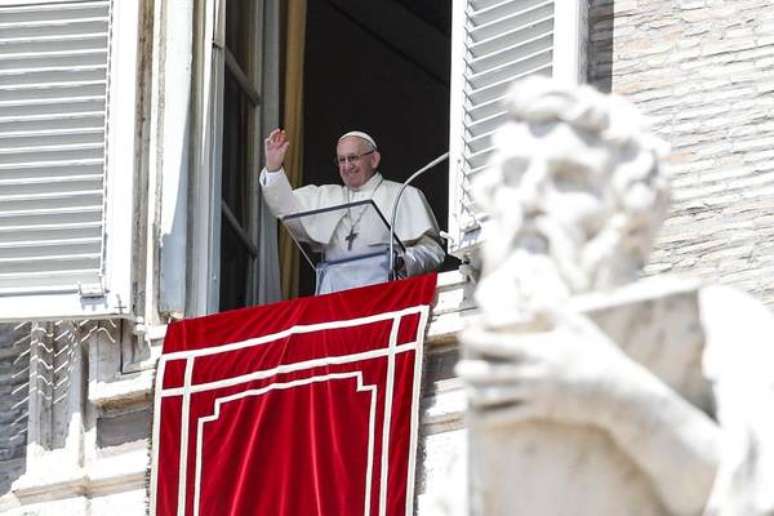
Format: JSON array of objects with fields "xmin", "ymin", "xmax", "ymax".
[{"xmin": 388, "ymin": 152, "xmax": 450, "ymax": 279}]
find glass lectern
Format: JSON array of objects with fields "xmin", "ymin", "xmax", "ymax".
[{"xmin": 280, "ymin": 200, "xmax": 406, "ymax": 295}]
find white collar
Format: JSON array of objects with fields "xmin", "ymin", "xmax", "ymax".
[{"xmin": 347, "ymin": 171, "xmax": 383, "ymax": 194}]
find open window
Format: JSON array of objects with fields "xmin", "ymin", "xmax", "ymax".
[
  {"xmin": 0, "ymin": 0, "xmax": 139, "ymax": 320},
  {"xmin": 188, "ymin": 0, "xmax": 281, "ymax": 314},
  {"xmin": 299, "ymin": 0, "xmax": 454, "ymax": 296},
  {"xmin": 300, "ymin": 0, "xmax": 588, "ymax": 294},
  {"xmin": 190, "ymin": 0, "xmax": 588, "ymax": 307}
]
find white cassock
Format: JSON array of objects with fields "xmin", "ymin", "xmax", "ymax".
[{"xmin": 260, "ymin": 168, "xmax": 444, "ymax": 294}]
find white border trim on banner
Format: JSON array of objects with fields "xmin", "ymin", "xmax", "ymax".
[
  {"xmin": 177, "ymin": 358, "xmax": 195, "ymax": 516},
  {"xmin": 192, "ymin": 372, "xmax": 378, "ymax": 516},
  {"xmin": 149, "ymin": 354, "xmax": 167, "ymax": 515},
  {"xmin": 378, "ymin": 311, "xmax": 401, "ymax": 516},
  {"xmin": 161, "ymin": 342, "xmax": 417, "ymax": 397},
  {"xmin": 150, "ymin": 305, "xmax": 429, "ymax": 516},
  {"xmin": 405, "ymin": 307, "xmax": 429, "ymax": 515},
  {"xmin": 160, "ymin": 306, "xmax": 424, "ymax": 361}
]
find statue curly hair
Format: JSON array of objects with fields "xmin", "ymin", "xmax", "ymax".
[{"xmin": 473, "ymin": 77, "xmax": 671, "ymax": 324}]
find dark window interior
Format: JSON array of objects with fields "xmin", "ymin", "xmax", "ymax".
[{"xmin": 300, "ymin": 0, "xmax": 456, "ymax": 295}]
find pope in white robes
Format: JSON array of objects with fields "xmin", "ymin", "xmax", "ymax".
[{"xmin": 259, "ymin": 129, "xmax": 445, "ymax": 294}]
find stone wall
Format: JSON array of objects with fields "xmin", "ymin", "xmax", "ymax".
[
  {"xmin": 0, "ymin": 320, "xmax": 150, "ymax": 515},
  {"xmin": 589, "ymin": 0, "xmax": 774, "ymax": 304},
  {"xmin": 0, "ymin": 324, "xmax": 28, "ymax": 495}
]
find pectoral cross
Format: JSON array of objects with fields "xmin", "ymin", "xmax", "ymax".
[{"xmin": 345, "ymin": 227, "xmax": 358, "ymax": 251}]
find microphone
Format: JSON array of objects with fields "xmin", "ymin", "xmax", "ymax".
[{"xmin": 388, "ymin": 152, "xmax": 450, "ymax": 279}]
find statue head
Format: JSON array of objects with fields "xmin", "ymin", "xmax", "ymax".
[{"xmin": 473, "ymin": 77, "xmax": 670, "ymax": 323}]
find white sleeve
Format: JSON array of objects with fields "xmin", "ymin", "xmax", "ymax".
[
  {"xmin": 260, "ymin": 168, "xmax": 284, "ymax": 184},
  {"xmin": 259, "ymin": 167, "xmax": 312, "ymax": 242},
  {"xmin": 259, "ymin": 167, "xmax": 302, "ymax": 216},
  {"xmin": 403, "ymin": 234, "xmax": 445, "ymax": 276}
]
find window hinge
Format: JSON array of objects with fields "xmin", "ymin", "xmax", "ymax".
[{"xmin": 78, "ymin": 282, "xmax": 106, "ymax": 299}]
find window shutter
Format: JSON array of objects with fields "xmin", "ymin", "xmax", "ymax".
[
  {"xmin": 448, "ymin": 0, "xmax": 587, "ymax": 259},
  {"xmin": 0, "ymin": 0, "xmax": 135, "ymax": 320}
]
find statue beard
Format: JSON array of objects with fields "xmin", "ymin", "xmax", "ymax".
[{"xmin": 476, "ymin": 214, "xmax": 639, "ymax": 329}]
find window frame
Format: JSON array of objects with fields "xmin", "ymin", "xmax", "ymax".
[
  {"xmin": 214, "ymin": 0, "xmax": 262, "ymax": 312},
  {"xmin": 188, "ymin": 0, "xmax": 280, "ymax": 316}
]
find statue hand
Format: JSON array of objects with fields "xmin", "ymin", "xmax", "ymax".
[
  {"xmin": 264, "ymin": 128, "xmax": 290, "ymax": 172},
  {"xmin": 457, "ymin": 311, "xmax": 644, "ymax": 429}
]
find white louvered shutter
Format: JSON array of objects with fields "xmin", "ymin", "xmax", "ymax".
[
  {"xmin": 0, "ymin": 0, "xmax": 136, "ymax": 320},
  {"xmin": 448, "ymin": 0, "xmax": 587, "ymax": 258}
]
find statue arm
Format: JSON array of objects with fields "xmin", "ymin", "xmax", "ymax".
[
  {"xmin": 595, "ymin": 356, "xmax": 721, "ymax": 516},
  {"xmin": 700, "ymin": 286, "xmax": 774, "ymax": 516},
  {"xmin": 459, "ymin": 313, "xmax": 721, "ymax": 516}
]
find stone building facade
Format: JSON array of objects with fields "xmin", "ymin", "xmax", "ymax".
[
  {"xmin": 0, "ymin": 324, "xmax": 28, "ymax": 497},
  {"xmin": 590, "ymin": 0, "xmax": 774, "ymax": 303}
]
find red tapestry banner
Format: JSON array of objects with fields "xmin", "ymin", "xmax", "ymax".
[{"xmin": 150, "ymin": 274, "xmax": 437, "ymax": 516}]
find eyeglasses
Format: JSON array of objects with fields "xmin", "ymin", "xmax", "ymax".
[{"xmin": 334, "ymin": 150, "xmax": 375, "ymax": 167}]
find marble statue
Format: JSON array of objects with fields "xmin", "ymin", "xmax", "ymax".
[{"xmin": 440, "ymin": 78, "xmax": 774, "ymax": 516}]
